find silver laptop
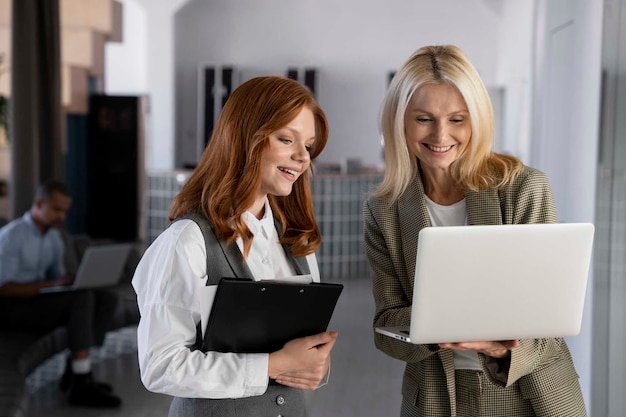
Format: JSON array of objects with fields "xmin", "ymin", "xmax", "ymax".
[
  {"xmin": 40, "ymin": 243, "xmax": 132, "ymax": 294},
  {"xmin": 375, "ymin": 223, "xmax": 595, "ymax": 344}
]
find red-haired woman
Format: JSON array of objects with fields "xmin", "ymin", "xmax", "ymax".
[{"xmin": 133, "ymin": 76, "xmax": 337, "ymax": 417}]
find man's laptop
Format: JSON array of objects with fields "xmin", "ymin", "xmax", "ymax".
[
  {"xmin": 39, "ymin": 244, "xmax": 132, "ymax": 294},
  {"xmin": 375, "ymin": 223, "xmax": 595, "ymax": 344}
]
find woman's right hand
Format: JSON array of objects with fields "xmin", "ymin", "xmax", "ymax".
[
  {"xmin": 438, "ymin": 339, "xmax": 518, "ymax": 358},
  {"xmin": 268, "ymin": 331, "xmax": 338, "ymax": 390}
]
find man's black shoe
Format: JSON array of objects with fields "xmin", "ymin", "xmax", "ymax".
[
  {"xmin": 60, "ymin": 356, "xmax": 113, "ymax": 393},
  {"xmin": 67, "ymin": 373, "xmax": 121, "ymax": 408}
]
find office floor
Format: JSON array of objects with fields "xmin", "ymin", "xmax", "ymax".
[{"xmin": 26, "ymin": 277, "xmax": 405, "ymax": 417}]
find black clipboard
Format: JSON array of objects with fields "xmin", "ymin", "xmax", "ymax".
[{"xmin": 202, "ymin": 278, "xmax": 343, "ymax": 353}]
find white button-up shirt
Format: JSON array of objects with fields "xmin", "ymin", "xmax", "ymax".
[{"xmin": 132, "ymin": 200, "xmax": 320, "ymax": 399}]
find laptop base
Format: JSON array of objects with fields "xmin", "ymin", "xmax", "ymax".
[{"xmin": 375, "ymin": 326, "xmax": 412, "ymax": 343}]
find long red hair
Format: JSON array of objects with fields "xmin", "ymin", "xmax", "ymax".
[{"xmin": 169, "ymin": 76, "xmax": 329, "ymax": 257}]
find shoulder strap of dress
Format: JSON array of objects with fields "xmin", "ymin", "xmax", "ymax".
[
  {"xmin": 172, "ymin": 213, "xmax": 225, "ymax": 286},
  {"xmin": 174, "ymin": 213, "xmax": 310, "ymax": 282},
  {"xmin": 273, "ymin": 217, "xmax": 311, "ymax": 275}
]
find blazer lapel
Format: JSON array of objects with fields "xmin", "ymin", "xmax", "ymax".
[
  {"xmin": 398, "ymin": 171, "xmax": 431, "ymax": 291},
  {"xmin": 465, "ymin": 189, "xmax": 502, "ymax": 226}
]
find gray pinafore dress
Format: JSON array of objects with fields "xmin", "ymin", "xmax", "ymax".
[{"xmin": 168, "ymin": 213, "xmax": 310, "ymax": 417}]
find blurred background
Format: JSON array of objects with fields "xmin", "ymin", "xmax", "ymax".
[{"xmin": 0, "ymin": 0, "xmax": 624, "ymax": 416}]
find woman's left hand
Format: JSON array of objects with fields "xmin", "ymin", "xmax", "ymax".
[
  {"xmin": 438, "ymin": 340, "xmax": 518, "ymax": 358},
  {"xmin": 270, "ymin": 331, "xmax": 338, "ymax": 390}
]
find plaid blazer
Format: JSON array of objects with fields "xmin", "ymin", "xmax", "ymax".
[{"xmin": 363, "ymin": 166, "xmax": 586, "ymax": 416}]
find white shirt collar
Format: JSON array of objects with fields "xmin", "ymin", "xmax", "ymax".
[{"xmin": 241, "ymin": 198, "xmax": 275, "ymax": 240}]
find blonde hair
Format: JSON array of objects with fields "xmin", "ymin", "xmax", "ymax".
[{"xmin": 374, "ymin": 45, "xmax": 523, "ymax": 202}]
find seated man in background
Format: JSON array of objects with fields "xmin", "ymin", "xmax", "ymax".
[{"xmin": 0, "ymin": 179, "xmax": 121, "ymax": 408}]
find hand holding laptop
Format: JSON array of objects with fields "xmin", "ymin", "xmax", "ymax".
[
  {"xmin": 41, "ymin": 274, "xmax": 74, "ymax": 289},
  {"xmin": 438, "ymin": 340, "xmax": 519, "ymax": 358}
]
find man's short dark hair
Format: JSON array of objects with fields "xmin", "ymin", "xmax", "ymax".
[{"xmin": 34, "ymin": 179, "xmax": 70, "ymax": 201}]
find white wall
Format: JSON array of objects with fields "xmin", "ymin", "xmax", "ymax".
[
  {"xmin": 530, "ymin": 0, "xmax": 603, "ymax": 412},
  {"xmin": 494, "ymin": 1, "xmax": 535, "ymax": 163},
  {"xmin": 104, "ymin": 0, "xmax": 153, "ymax": 170},
  {"xmin": 104, "ymin": 0, "xmax": 147, "ymax": 95},
  {"xmin": 173, "ymin": 0, "xmax": 501, "ymax": 168},
  {"xmin": 106, "ymin": 0, "xmax": 533, "ymax": 171},
  {"xmin": 106, "ymin": 0, "xmax": 190, "ymax": 170}
]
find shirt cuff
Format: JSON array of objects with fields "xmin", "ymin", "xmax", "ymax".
[
  {"xmin": 316, "ymin": 360, "xmax": 331, "ymax": 389},
  {"xmin": 243, "ymin": 353, "xmax": 270, "ymax": 396}
]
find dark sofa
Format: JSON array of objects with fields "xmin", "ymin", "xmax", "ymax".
[{"xmin": 0, "ymin": 233, "xmax": 141, "ymax": 417}]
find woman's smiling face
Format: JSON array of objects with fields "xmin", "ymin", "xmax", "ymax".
[
  {"xmin": 404, "ymin": 83, "xmax": 472, "ymax": 177},
  {"xmin": 258, "ymin": 106, "xmax": 315, "ymax": 201}
]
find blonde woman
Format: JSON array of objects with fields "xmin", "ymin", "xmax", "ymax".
[{"xmin": 364, "ymin": 45, "xmax": 585, "ymax": 417}]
